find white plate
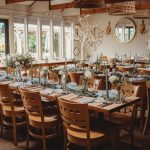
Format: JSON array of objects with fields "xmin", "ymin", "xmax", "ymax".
[{"xmin": 80, "ymin": 97, "xmax": 94, "ymax": 104}]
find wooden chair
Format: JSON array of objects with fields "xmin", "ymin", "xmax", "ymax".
[
  {"xmin": 117, "ymin": 66, "xmax": 132, "ymax": 73},
  {"xmin": 106, "ymin": 82, "xmax": 140, "ymax": 149},
  {"xmin": 143, "ymin": 81, "xmax": 150, "ymax": 135},
  {"xmin": 28, "ymin": 68, "xmax": 39, "ymax": 78},
  {"xmin": 131, "ymin": 81, "xmax": 147, "ymax": 129},
  {"xmin": 138, "ymin": 69, "xmax": 150, "ymax": 75},
  {"xmin": 48, "ymin": 71, "xmax": 60, "ymax": 84},
  {"xmin": 0, "ymin": 84, "xmax": 26, "ymax": 146},
  {"xmin": 19, "ymin": 88, "xmax": 60, "ymax": 150},
  {"xmin": 68, "ymin": 72, "xmax": 84, "ymax": 85},
  {"xmin": 92, "ymin": 75, "xmax": 106, "ymax": 90},
  {"xmin": 57, "ymin": 98, "xmax": 110, "ymax": 150},
  {"xmin": 80, "ymin": 78, "xmax": 103, "ymax": 91}
]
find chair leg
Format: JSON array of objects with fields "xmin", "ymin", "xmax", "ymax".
[
  {"xmin": 26, "ymin": 124, "xmax": 30, "ymax": 149},
  {"xmin": 42, "ymin": 138, "xmax": 47, "ymax": 150},
  {"xmin": 130, "ymin": 125, "xmax": 134, "ymax": 148},
  {"xmin": 112, "ymin": 129, "xmax": 120, "ymax": 150},
  {"xmin": 131, "ymin": 112, "xmax": 135, "ymax": 148},
  {"xmin": 12, "ymin": 116, "xmax": 17, "ymax": 146},
  {"xmin": 41, "ymin": 126, "xmax": 46, "ymax": 150},
  {"xmin": 140, "ymin": 105, "xmax": 145, "ymax": 130},
  {"xmin": 143, "ymin": 109, "xmax": 150, "ymax": 135},
  {"xmin": 0, "ymin": 112, "xmax": 4, "ymax": 137},
  {"xmin": 63, "ymin": 130, "xmax": 67, "ymax": 150}
]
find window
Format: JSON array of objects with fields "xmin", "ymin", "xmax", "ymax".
[
  {"xmin": 14, "ymin": 17, "xmax": 25, "ymax": 54},
  {"xmin": 13, "ymin": 17, "xmax": 73, "ymax": 60},
  {"xmin": 0, "ymin": 19, "xmax": 9, "ymax": 58},
  {"xmin": 64, "ymin": 22, "xmax": 72, "ymax": 59},
  {"xmin": 41, "ymin": 20, "xmax": 51, "ymax": 59},
  {"xmin": 28, "ymin": 18, "xmax": 38, "ymax": 59},
  {"xmin": 53, "ymin": 20, "xmax": 61, "ymax": 58}
]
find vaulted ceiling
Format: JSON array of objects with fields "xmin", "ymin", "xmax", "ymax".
[{"xmin": 5, "ymin": 0, "xmax": 150, "ymax": 15}]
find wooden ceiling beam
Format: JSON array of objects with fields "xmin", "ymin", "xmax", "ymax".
[
  {"xmin": 81, "ymin": 8, "xmax": 106, "ymax": 15},
  {"xmin": 6, "ymin": 0, "xmax": 28, "ymax": 4},
  {"xmin": 50, "ymin": 2, "xmax": 74, "ymax": 10},
  {"xmin": 136, "ymin": 2, "xmax": 150, "ymax": 9},
  {"xmin": 6, "ymin": 0, "xmax": 48, "ymax": 4}
]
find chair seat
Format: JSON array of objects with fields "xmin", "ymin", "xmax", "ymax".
[
  {"xmin": 29, "ymin": 114, "xmax": 58, "ymax": 123},
  {"xmin": 67, "ymin": 128, "xmax": 105, "ymax": 140},
  {"xmin": 106, "ymin": 112, "xmax": 131, "ymax": 126}
]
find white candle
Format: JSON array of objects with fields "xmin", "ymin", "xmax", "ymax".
[
  {"xmin": 6, "ymin": 54, "xmax": 8, "ymax": 75},
  {"xmin": 106, "ymin": 65, "xmax": 109, "ymax": 100},
  {"xmin": 31, "ymin": 62, "xmax": 33, "ymax": 80},
  {"xmin": 38, "ymin": 65, "xmax": 41, "ymax": 84}
]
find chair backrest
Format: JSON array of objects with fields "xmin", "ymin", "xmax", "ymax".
[
  {"xmin": 0, "ymin": 84, "xmax": 14, "ymax": 104},
  {"xmin": 58, "ymin": 98, "xmax": 90, "ymax": 139},
  {"xmin": 122, "ymin": 81, "xmax": 140, "ymax": 97},
  {"xmin": 48, "ymin": 71, "xmax": 60, "ymax": 83},
  {"xmin": 28, "ymin": 68, "xmax": 39, "ymax": 78},
  {"xmin": 68, "ymin": 72, "xmax": 84, "ymax": 85},
  {"xmin": 132, "ymin": 81, "xmax": 146, "ymax": 99},
  {"xmin": 19, "ymin": 88, "xmax": 43, "ymax": 119},
  {"xmin": 83, "ymin": 78, "xmax": 102, "ymax": 90},
  {"xmin": 92, "ymin": 75, "xmax": 106, "ymax": 90}
]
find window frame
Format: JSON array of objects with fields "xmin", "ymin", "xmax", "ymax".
[{"xmin": 0, "ymin": 19, "xmax": 9, "ymax": 54}]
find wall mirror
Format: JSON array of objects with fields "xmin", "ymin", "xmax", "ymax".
[{"xmin": 114, "ymin": 18, "xmax": 136, "ymax": 43}]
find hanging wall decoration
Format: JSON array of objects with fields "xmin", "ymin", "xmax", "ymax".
[
  {"xmin": 139, "ymin": 20, "xmax": 145, "ymax": 34},
  {"xmin": 106, "ymin": 21, "xmax": 111, "ymax": 34}
]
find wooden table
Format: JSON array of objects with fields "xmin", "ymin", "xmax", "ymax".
[
  {"xmin": 0, "ymin": 60, "xmax": 76, "ymax": 70},
  {"xmin": 59, "ymin": 93, "xmax": 141, "ymax": 116},
  {"xmin": 8, "ymin": 82, "xmax": 141, "ymax": 117},
  {"xmin": 138, "ymin": 68, "xmax": 150, "ymax": 75}
]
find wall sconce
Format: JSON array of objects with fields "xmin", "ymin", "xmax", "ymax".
[
  {"xmin": 106, "ymin": 22, "xmax": 111, "ymax": 34},
  {"xmin": 139, "ymin": 20, "xmax": 145, "ymax": 34}
]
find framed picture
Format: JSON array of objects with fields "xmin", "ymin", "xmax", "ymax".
[{"xmin": 73, "ymin": 47, "xmax": 80, "ymax": 56}]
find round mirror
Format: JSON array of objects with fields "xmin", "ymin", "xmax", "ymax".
[{"xmin": 114, "ymin": 18, "xmax": 136, "ymax": 43}]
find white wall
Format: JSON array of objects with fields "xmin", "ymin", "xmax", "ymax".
[{"xmin": 84, "ymin": 13, "xmax": 150, "ymax": 63}]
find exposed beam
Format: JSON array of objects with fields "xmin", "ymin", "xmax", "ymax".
[
  {"xmin": 136, "ymin": 2, "xmax": 150, "ymax": 9},
  {"xmin": 50, "ymin": 2, "xmax": 74, "ymax": 10},
  {"xmin": 6, "ymin": 0, "xmax": 48, "ymax": 4},
  {"xmin": 6, "ymin": 0, "xmax": 28, "ymax": 4},
  {"xmin": 29, "ymin": 1, "xmax": 37, "ymax": 7},
  {"xmin": 81, "ymin": 8, "xmax": 106, "ymax": 15}
]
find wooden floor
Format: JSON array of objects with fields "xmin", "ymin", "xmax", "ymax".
[{"xmin": 0, "ymin": 124, "xmax": 150, "ymax": 150}]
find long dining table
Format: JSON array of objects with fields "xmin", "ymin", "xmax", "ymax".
[{"xmin": 6, "ymin": 81, "xmax": 142, "ymax": 118}]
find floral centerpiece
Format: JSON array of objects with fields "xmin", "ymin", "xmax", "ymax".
[
  {"xmin": 58, "ymin": 68, "xmax": 68, "ymax": 93},
  {"xmin": 82, "ymin": 70, "xmax": 92, "ymax": 93},
  {"xmin": 7, "ymin": 52, "xmax": 34, "ymax": 68},
  {"xmin": 109, "ymin": 75, "xmax": 123, "ymax": 102},
  {"xmin": 7, "ymin": 52, "xmax": 34, "ymax": 79},
  {"xmin": 41, "ymin": 67, "xmax": 49, "ymax": 85}
]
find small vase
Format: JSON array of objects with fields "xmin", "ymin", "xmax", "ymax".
[{"xmin": 83, "ymin": 80, "xmax": 88, "ymax": 93}]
